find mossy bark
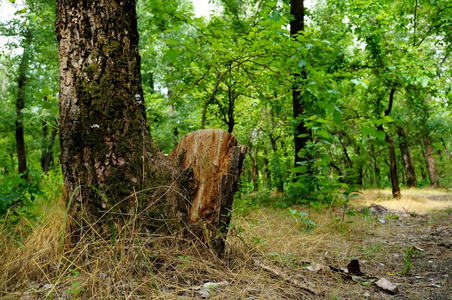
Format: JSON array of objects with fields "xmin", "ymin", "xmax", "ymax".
[{"xmin": 55, "ymin": 0, "xmax": 170, "ymax": 237}]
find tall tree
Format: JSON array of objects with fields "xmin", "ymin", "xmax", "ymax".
[
  {"xmin": 55, "ymin": 0, "xmax": 170, "ymax": 234},
  {"xmin": 423, "ymin": 134, "xmax": 439, "ymax": 187},
  {"xmin": 397, "ymin": 126, "xmax": 417, "ymax": 188},
  {"xmin": 15, "ymin": 28, "xmax": 32, "ymax": 181},
  {"xmin": 290, "ymin": 0, "xmax": 310, "ymax": 169}
]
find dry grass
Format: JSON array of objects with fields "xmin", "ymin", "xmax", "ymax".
[
  {"xmin": 353, "ymin": 188, "xmax": 452, "ymax": 213},
  {"xmin": 0, "ymin": 188, "xmax": 451, "ymax": 299}
]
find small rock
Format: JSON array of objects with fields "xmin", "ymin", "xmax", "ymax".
[
  {"xmin": 375, "ymin": 277, "xmax": 398, "ymax": 294},
  {"xmin": 198, "ymin": 281, "xmax": 229, "ymax": 299},
  {"xmin": 363, "ymin": 292, "xmax": 370, "ymax": 297},
  {"xmin": 40, "ymin": 283, "xmax": 53, "ymax": 290},
  {"xmin": 306, "ymin": 262, "xmax": 325, "ymax": 272}
]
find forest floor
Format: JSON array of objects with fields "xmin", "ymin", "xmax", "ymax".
[{"xmin": 0, "ymin": 188, "xmax": 451, "ymax": 299}]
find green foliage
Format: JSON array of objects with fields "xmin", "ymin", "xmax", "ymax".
[
  {"xmin": 0, "ymin": 170, "xmax": 41, "ymax": 218},
  {"xmin": 286, "ymin": 208, "xmax": 316, "ymax": 231},
  {"xmin": 400, "ymin": 246, "xmax": 421, "ymax": 276}
]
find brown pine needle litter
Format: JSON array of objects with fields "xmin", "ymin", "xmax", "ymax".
[{"xmin": 0, "ymin": 188, "xmax": 451, "ymax": 299}]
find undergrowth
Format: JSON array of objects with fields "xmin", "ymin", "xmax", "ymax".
[{"xmin": 0, "ymin": 188, "xmax": 451, "ymax": 299}]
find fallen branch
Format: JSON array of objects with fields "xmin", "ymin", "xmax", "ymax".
[{"xmin": 252, "ymin": 258, "xmax": 320, "ymax": 295}]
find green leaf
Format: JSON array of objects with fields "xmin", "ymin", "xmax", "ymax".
[
  {"xmin": 333, "ymin": 110, "xmax": 342, "ymax": 125},
  {"xmin": 316, "ymin": 129, "xmax": 330, "ymax": 139},
  {"xmin": 9, "ymin": 0, "xmax": 15, "ymax": 3},
  {"xmin": 165, "ymin": 39, "xmax": 179, "ymax": 46},
  {"xmin": 362, "ymin": 126, "xmax": 375, "ymax": 136},
  {"xmin": 383, "ymin": 115, "xmax": 393, "ymax": 123},
  {"xmin": 375, "ymin": 130, "xmax": 386, "ymax": 141}
]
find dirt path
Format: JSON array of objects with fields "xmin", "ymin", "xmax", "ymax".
[{"xmin": 361, "ymin": 211, "xmax": 452, "ymax": 299}]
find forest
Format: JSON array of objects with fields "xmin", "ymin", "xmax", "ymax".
[{"xmin": 0, "ymin": 0, "xmax": 451, "ymax": 298}]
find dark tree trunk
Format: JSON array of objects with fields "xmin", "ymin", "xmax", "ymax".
[
  {"xmin": 40, "ymin": 120, "xmax": 57, "ymax": 173},
  {"xmin": 55, "ymin": 1, "xmax": 245, "ymax": 254},
  {"xmin": 169, "ymin": 93, "xmax": 179, "ymax": 145},
  {"xmin": 338, "ymin": 134, "xmax": 353, "ymax": 183},
  {"xmin": 386, "ymin": 133, "xmax": 400, "ymax": 197},
  {"xmin": 355, "ymin": 146, "xmax": 363, "ymax": 186},
  {"xmin": 227, "ymin": 88, "xmax": 236, "ymax": 133},
  {"xmin": 55, "ymin": 0, "xmax": 172, "ymax": 238},
  {"xmin": 423, "ymin": 135, "xmax": 439, "ymax": 187},
  {"xmin": 290, "ymin": 0, "xmax": 310, "ymax": 169},
  {"xmin": 262, "ymin": 148, "xmax": 271, "ymax": 189},
  {"xmin": 378, "ymin": 88, "xmax": 400, "ymax": 198},
  {"xmin": 15, "ymin": 29, "xmax": 32, "ymax": 181},
  {"xmin": 370, "ymin": 144, "xmax": 380, "ymax": 187},
  {"xmin": 397, "ymin": 127, "xmax": 417, "ymax": 187},
  {"xmin": 249, "ymin": 150, "xmax": 259, "ymax": 192}
]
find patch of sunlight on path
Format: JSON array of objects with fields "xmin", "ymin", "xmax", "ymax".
[{"xmin": 352, "ymin": 188, "xmax": 452, "ymax": 214}]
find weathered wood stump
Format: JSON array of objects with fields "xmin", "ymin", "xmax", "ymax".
[{"xmin": 170, "ymin": 129, "xmax": 246, "ymax": 254}]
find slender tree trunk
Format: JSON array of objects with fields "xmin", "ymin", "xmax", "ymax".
[
  {"xmin": 441, "ymin": 138, "xmax": 451, "ymax": 160},
  {"xmin": 370, "ymin": 144, "xmax": 380, "ymax": 187},
  {"xmin": 41, "ymin": 120, "xmax": 58, "ymax": 173},
  {"xmin": 355, "ymin": 146, "xmax": 363, "ymax": 186},
  {"xmin": 385, "ymin": 135, "xmax": 401, "ymax": 197},
  {"xmin": 423, "ymin": 135, "xmax": 439, "ymax": 187},
  {"xmin": 262, "ymin": 148, "xmax": 271, "ymax": 189},
  {"xmin": 338, "ymin": 135, "xmax": 353, "ymax": 183},
  {"xmin": 227, "ymin": 88, "xmax": 236, "ymax": 133},
  {"xmin": 378, "ymin": 88, "xmax": 400, "ymax": 198},
  {"xmin": 169, "ymin": 94, "xmax": 179, "ymax": 145},
  {"xmin": 397, "ymin": 127, "xmax": 417, "ymax": 187},
  {"xmin": 15, "ymin": 29, "xmax": 32, "ymax": 181},
  {"xmin": 290, "ymin": 0, "xmax": 310, "ymax": 170},
  {"xmin": 248, "ymin": 150, "xmax": 259, "ymax": 192}
]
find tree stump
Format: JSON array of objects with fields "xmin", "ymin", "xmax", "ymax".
[{"xmin": 170, "ymin": 129, "xmax": 246, "ymax": 255}]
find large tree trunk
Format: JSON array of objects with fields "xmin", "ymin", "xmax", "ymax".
[
  {"xmin": 290, "ymin": 0, "xmax": 311, "ymax": 170},
  {"xmin": 16, "ymin": 29, "xmax": 32, "ymax": 181},
  {"xmin": 56, "ymin": 0, "xmax": 172, "ymax": 237},
  {"xmin": 423, "ymin": 135, "xmax": 439, "ymax": 188},
  {"xmin": 55, "ymin": 1, "xmax": 245, "ymax": 253},
  {"xmin": 397, "ymin": 127, "xmax": 417, "ymax": 188}
]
